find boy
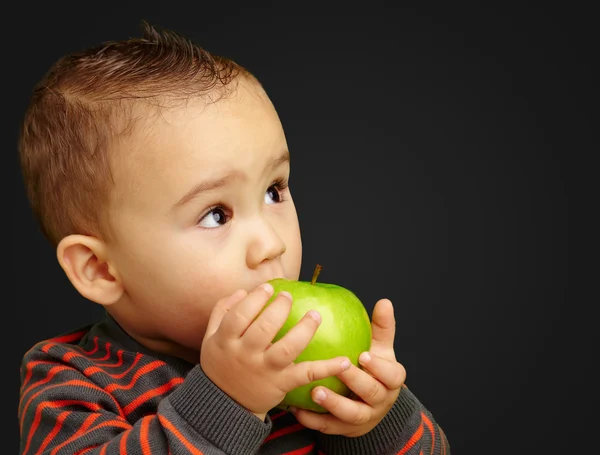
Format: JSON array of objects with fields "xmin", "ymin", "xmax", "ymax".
[{"xmin": 18, "ymin": 22, "xmax": 450, "ymax": 454}]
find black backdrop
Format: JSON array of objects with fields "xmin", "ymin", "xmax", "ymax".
[{"xmin": 9, "ymin": 4, "xmax": 585, "ymax": 454}]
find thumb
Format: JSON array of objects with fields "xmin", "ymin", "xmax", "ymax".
[
  {"xmin": 370, "ymin": 298, "xmax": 396, "ymax": 349},
  {"xmin": 204, "ymin": 289, "xmax": 247, "ymax": 338}
]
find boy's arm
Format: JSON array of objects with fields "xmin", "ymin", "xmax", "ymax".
[
  {"xmin": 316, "ymin": 385, "xmax": 450, "ymax": 455},
  {"xmin": 19, "ymin": 346, "xmax": 271, "ymax": 455}
]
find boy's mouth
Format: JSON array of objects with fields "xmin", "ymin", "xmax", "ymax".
[{"xmin": 253, "ymin": 273, "xmax": 286, "ymax": 290}]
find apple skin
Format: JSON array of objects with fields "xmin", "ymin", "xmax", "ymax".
[{"xmin": 265, "ymin": 278, "xmax": 372, "ymax": 413}]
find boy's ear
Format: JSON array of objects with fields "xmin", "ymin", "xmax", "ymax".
[{"xmin": 56, "ymin": 235, "xmax": 124, "ymax": 306}]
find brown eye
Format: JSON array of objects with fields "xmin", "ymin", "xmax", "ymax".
[
  {"xmin": 265, "ymin": 184, "xmax": 282, "ymax": 204},
  {"xmin": 198, "ymin": 206, "xmax": 229, "ymax": 228}
]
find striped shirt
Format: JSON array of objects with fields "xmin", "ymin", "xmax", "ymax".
[{"xmin": 19, "ymin": 313, "xmax": 450, "ymax": 454}]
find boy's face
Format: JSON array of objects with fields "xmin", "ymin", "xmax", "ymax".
[{"xmin": 104, "ymin": 79, "xmax": 302, "ymax": 362}]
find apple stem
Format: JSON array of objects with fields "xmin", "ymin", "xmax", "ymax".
[{"xmin": 310, "ymin": 264, "xmax": 322, "ymax": 285}]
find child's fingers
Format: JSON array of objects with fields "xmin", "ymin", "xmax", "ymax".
[
  {"xmin": 204, "ymin": 289, "xmax": 247, "ymax": 338},
  {"xmin": 294, "ymin": 389, "xmax": 373, "ymax": 432},
  {"xmin": 357, "ymin": 352, "xmax": 406, "ymax": 391},
  {"xmin": 242, "ymin": 291, "xmax": 293, "ymax": 350},
  {"xmin": 332, "ymin": 363, "xmax": 388, "ymax": 407},
  {"xmin": 370, "ymin": 299, "xmax": 396, "ymax": 350},
  {"xmin": 285, "ymin": 356, "xmax": 351, "ymax": 390},
  {"xmin": 218, "ymin": 283, "xmax": 275, "ymax": 337},
  {"xmin": 264, "ymin": 310, "xmax": 322, "ymax": 368}
]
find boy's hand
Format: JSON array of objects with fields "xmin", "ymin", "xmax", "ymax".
[
  {"xmin": 290, "ymin": 299, "xmax": 407, "ymax": 437},
  {"xmin": 200, "ymin": 283, "xmax": 352, "ymax": 421}
]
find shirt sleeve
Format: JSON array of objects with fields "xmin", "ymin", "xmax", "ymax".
[
  {"xmin": 316, "ymin": 386, "xmax": 450, "ymax": 455},
  {"xmin": 19, "ymin": 346, "xmax": 272, "ymax": 455}
]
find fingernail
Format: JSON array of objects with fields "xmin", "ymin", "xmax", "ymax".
[
  {"xmin": 279, "ymin": 291, "xmax": 293, "ymax": 301},
  {"xmin": 340, "ymin": 358, "xmax": 351, "ymax": 370},
  {"xmin": 261, "ymin": 283, "xmax": 274, "ymax": 295},
  {"xmin": 314, "ymin": 388, "xmax": 327, "ymax": 402},
  {"xmin": 289, "ymin": 406, "xmax": 298, "ymax": 414},
  {"xmin": 359, "ymin": 352, "xmax": 371, "ymax": 364},
  {"xmin": 307, "ymin": 310, "xmax": 321, "ymax": 323}
]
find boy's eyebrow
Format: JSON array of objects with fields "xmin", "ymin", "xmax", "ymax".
[{"xmin": 170, "ymin": 150, "xmax": 290, "ymax": 212}]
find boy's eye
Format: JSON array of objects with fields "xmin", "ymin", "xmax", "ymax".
[
  {"xmin": 198, "ymin": 207, "xmax": 228, "ymax": 228},
  {"xmin": 198, "ymin": 181, "xmax": 287, "ymax": 229},
  {"xmin": 265, "ymin": 184, "xmax": 282, "ymax": 204}
]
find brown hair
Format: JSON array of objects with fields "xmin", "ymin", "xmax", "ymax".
[{"xmin": 18, "ymin": 21, "xmax": 254, "ymax": 247}]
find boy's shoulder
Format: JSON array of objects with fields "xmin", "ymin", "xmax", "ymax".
[
  {"xmin": 24, "ymin": 324, "xmax": 93, "ymax": 352},
  {"xmin": 21, "ymin": 323, "xmax": 97, "ymax": 366},
  {"xmin": 20, "ymin": 315, "xmax": 190, "ymax": 381},
  {"xmin": 22, "ymin": 314, "xmax": 130, "ymax": 362}
]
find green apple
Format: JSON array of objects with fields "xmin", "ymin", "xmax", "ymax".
[{"xmin": 265, "ymin": 265, "xmax": 372, "ymax": 413}]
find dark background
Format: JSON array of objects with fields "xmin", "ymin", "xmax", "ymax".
[{"xmin": 9, "ymin": 3, "xmax": 587, "ymax": 454}]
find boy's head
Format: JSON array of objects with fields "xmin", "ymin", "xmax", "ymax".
[{"xmin": 19, "ymin": 22, "xmax": 302, "ymax": 362}]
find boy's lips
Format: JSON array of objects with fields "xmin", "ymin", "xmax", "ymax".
[{"xmin": 251, "ymin": 274, "xmax": 286, "ymax": 290}]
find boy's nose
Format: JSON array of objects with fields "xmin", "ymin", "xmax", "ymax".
[{"xmin": 246, "ymin": 218, "xmax": 287, "ymax": 268}]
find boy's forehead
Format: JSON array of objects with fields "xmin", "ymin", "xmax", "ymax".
[{"xmin": 110, "ymin": 82, "xmax": 284, "ymax": 205}]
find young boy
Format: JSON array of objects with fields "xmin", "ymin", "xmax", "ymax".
[{"xmin": 18, "ymin": 22, "xmax": 450, "ymax": 454}]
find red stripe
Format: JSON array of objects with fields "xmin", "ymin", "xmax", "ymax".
[
  {"xmin": 123, "ymin": 377, "xmax": 184, "ymax": 415},
  {"xmin": 119, "ymin": 429, "xmax": 129, "ymax": 454},
  {"xmin": 396, "ymin": 422, "xmax": 423, "ymax": 455},
  {"xmin": 20, "ymin": 366, "xmax": 70, "ymax": 407},
  {"xmin": 88, "ymin": 420, "xmax": 132, "ymax": 432},
  {"xmin": 21, "ymin": 351, "xmax": 136, "ymax": 407},
  {"xmin": 106, "ymin": 360, "xmax": 166, "ymax": 392},
  {"xmin": 45, "ymin": 419, "xmax": 132, "ymax": 455},
  {"xmin": 62, "ymin": 341, "xmax": 112, "ymax": 363},
  {"xmin": 42, "ymin": 343, "xmax": 57, "ymax": 354},
  {"xmin": 421, "ymin": 412, "xmax": 435, "ymax": 455},
  {"xmin": 440, "ymin": 427, "xmax": 448, "ymax": 455},
  {"xmin": 75, "ymin": 446, "xmax": 100, "ymax": 454},
  {"xmin": 49, "ymin": 413, "xmax": 104, "ymax": 455},
  {"xmin": 84, "ymin": 353, "xmax": 143, "ymax": 380},
  {"xmin": 282, "ymin": 443, "xmax": 314, "ymax": 454},
  {"xmin": 140, "ymin": 415, "xmax": 153, "ymax": 455},
  {"xmin": 62, "ymin": 344, "xmax": 121, "ymax": 365},
  {"xmin": 22, "ymin": 399, "xmax": 102, "ymax": 449},
  {"xmin": 158, "ymin": 414, "xmax": 205, "ymax": 454},
  {"xmin": 62, "ymin": 343, "xmax": 117, "ymax": 366},
  {"xmin": 83, "ymin": 337, "xmax": 100, "ymax": 355},
  {"xmin": 20, "ymin": 360, "xmax": 58, "ymax": 391},
  {"xmin": 20, "ymin": 380, "xmax": 125, "ymax": 432},
  {"xmin": 23, "ymin": 401, "xmax": 102, "ymax": 455},
  {"xmin": 96, "ymin": 342, "xmax": 112, "ymax": 361},
  {"xmin": 263, "ymin": 423, "xmax": 305, "ymax": 442},
  {"xmin": 96, "ymin": 349, "xmax": 125, "ymax": 368},
  {"xmin": 32, "ymin": 410, "xmax": 70, "ymax": 455},
  {"xmin": 63, "ymin": 351, "xmax": 85, "ymax": 362},
  {"xmin": 48, "ymin": 331, "xmax": 87, "ymax": 344},
  {"xmin": 269, "ymin": 410, "xmax": 288, "ymax": 421}
]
